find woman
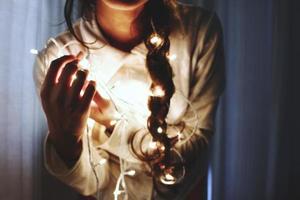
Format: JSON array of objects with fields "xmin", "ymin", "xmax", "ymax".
[{"xmin": 34, "ymin": 0, "xmax": 225, "ymax": 199}]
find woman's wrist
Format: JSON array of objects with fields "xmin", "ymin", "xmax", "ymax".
[{"xmin": 48, "ymin": 132, "xmax": 83, "ymax": 168}]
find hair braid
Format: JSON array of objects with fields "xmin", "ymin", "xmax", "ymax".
[{"xmin": 141, "ymin": 1, "xmax": 183, "ymax": 188}]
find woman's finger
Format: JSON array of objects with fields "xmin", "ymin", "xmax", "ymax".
[
  {"xmin": 77, "ymin": 81, "xmax": 96, "ymax": 113},
  {"xmin": 93, "ymin": 91, "xmax": 111, "ymax": 109},
  {"xmin": 43, "ymin": 55, "xmax": 76, "ymax": 91},
  {"xmin": 55, "ymin": 61, "xmax": 78, "ymax": 104},
  {"xmin": 67, "ymin": 69, "xmax": 88, "ymax": 108}
]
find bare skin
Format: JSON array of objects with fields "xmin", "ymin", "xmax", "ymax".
[
  {"xmin": 40, "ymin": 0, "xmax": 149, "ymax": 167},
  {"xmin": 96, "ymin": 0, "xmax": 148, "ymax": 51}
]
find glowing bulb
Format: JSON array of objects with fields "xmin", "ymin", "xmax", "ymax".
[
  {"xmin": 168, "ymin": 54, "xmax": 177, "ymax": 61},
  {"xmin": 151, "ymin": 86, "xmax": 165, "ymax": 97},
  {"xmin": 99, "ymin": 159, "xmax": 107, "ymax": 165},
  {"xmin": 150, "ymin": 33, "xmax": 163, "ymax": 47},
  {"xmin": 87, "ymin": 118, "xmax": 95, "ymax": 128},
  {"xmin": 160, "ymin": 173, "xmax": 176, "ymax": 185},
  {"xmin": 165, "ymin": 173, "xmax": 175, "ymax": 181},
  {"xmin": 30, "ymin": 48, "xmax": 38, "ymax": 55},
  {"xmin": 149, "ymin": 141, "xmax": 157, "ymax": 149},
  {"xmin": 78, "ymin": 57, "xmax": 90, "ymax": 70},
  {"xmin": 126, "ymin": 170, "xmax": 136, "ymax": 176},
  {"xmin": 110, "ymin": 120, "xmax": 117, "ymax": 126},
  {"xmin": 177, "ymin": 132, "xmax": 184, "ymax": 140},
  {"xmin": 157, "ymin": 127, "xmax": 163, "ymax": 134}
]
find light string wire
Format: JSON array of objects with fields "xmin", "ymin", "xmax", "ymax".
[
  {"xmin": 49, "ymin": 34, "xmax": 201, "ymax": 198},
  {"xmin": 86, "ymin": 125, "xmax": 101, "ymax": 200}
]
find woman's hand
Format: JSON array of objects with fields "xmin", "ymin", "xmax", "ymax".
[
  {"xmin": 90, "ymin": 91, "xmax": 119, "ymax": 129},
  {"xmin": 40, "ymin": 55, "xmax": 96, "ymax": 164}
]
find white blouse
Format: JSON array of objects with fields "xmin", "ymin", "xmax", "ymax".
[{"xmin": 33, "ymin": 3, "xmax": 224, "ymax": 200}]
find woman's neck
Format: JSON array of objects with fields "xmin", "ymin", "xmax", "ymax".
[{"xmin": 95, "ymin": 1, "xmax": 146, "ymax": 51}]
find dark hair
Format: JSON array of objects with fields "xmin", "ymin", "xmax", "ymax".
[{"xmin": 64, "ymin": 0, "xmax": 181, "ymax": 188}]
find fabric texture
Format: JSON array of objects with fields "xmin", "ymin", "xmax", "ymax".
[{"xmin": 33, "ymin": 3, "xmax": 224, "ymax": 200}]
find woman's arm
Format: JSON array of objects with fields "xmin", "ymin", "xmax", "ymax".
[
  {"xmin": 175, "ymin": 12, "xmax": 225, "ymax": 166},
  {"xmin": 33, "ymin": 46, "xmax": 110, "ymax": 195},
  {"xmin": 169, "ymin": 13, "xmax": 225, "ymax": 198}
]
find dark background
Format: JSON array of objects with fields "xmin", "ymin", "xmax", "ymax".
[{"xmin": 0, "ymin": 0, "xmax": 299, "ymax": 199}]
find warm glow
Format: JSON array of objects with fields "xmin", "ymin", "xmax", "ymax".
[
  {"xmin": 80, "ymin": 89, "xmax": 84, "ymax": 97},
  {"xmin": 110, "ymin": 120, "xmax": 117, "ymax": 126},
  {"xmin": 111, "ymin": 79, "xmax": 149, "ymax": 116},
  {"xmin": 177, "ymin": 132, "xmax": 184, "ymax": 140},
  {"xmin": 165, "ymin": 173, "xmax": 175, "ymax": 181},
  {"xmin": 99, "ymin": 159, "xmax": 107, "ymax": 165},
  {"xmin": 30, "ymin": 48, "xmax": 38, "ymax": 55},
  {"xmin": 168, "ymin": 54, "xmax": 177, "ymax": 61},
  {"xmin": 160, "ymin": 172, "xmax": 176, "ymax": 185},
  {"xmin": 148, "ymin": 141, "xmax": 157, "ymax": 149},
  {"xmin": 157, "ymin": 127, "xmax": 163, "ymax": 134},
  {"xmin": 126, "ymin": 170, "xmax": 136, "ymax": 176},
  {"xmin": 151, "ymin": 86, "xmax": 165, "ymax": 97},
  {"xmin": 78, "ymin": 58, "xmax": 90, "ymax": 70},
  {"xmin": 150, "ymin": 34, "xmax": 163, "ymax": 47}
]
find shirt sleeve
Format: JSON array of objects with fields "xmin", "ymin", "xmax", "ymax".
[
  {"xmin": 165, "ymin": 13, "xmax": 225, "ymax": 198},
  {"xmin": 33, "ymin": 42, "xmax": 111, "ymax": 196},
  {"xmin": 175, "ymin": 12, "xmax": 225, "ymax": 162}
]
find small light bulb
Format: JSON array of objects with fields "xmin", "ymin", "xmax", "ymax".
[
  {"xmin": 168, "ymin": 54, "xmax": 177, "ymax": 61},
  {"xmin": 160, "ymin": 172, "xmax": 177, "ymax": 185},
  {"xmin": 165, "ymin": 173, "xmax": 175, "ymax": 181},
  {"xmin": 177, "ymin": 132, "xmax": 184, "ymax": 140},
  {"xmin": 110, "ymin": 120, "xmax": 117, "ymax": 126},
  {"xmin": 78, "ymin": 58, "xmax": 90, "ymax": 70},
  {"xmin": 151, "ymin": 86, "xmax": 165, "ymax": 97},
  {"xmin": 99, "ymin": 159, "xmax": 107, "ymax": 165},
  {"xmin": 157, "ymin": 127, "xmax": 163, "ymax": 134},
  {"xmin": 149, "ymin": 141, "xmax": 157, "ymax": 149},
  {"xmin": 30, "ymin": 48, "xmax": 38, "ymax": 55},
  {"xmin": 126, "ymin": 170, "xmax": 136, "ymax": 176},
  {"xmin": 149, "ymin": 33, "xmax": 163, "ymax": 48}
]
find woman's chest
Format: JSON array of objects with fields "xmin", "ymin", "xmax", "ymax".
[{"xmin": 87, "ymin": 51, "xmax": 191, "ymax": 126}]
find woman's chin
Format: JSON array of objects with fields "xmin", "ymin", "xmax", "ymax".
[{"xmin": 100, "ymin": 0, "xmax": 148, "ymax": 11}]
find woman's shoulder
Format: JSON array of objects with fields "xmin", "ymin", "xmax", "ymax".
[
  {"xmin": 175, "ymin": 3, "xmax": 222, "ymax": 36},
  {"xmin": 46, "ymin": 19, "xmax": 85, "ymax": 52},
  {"xmin": 38, "ymin": 19, "xmax": 90, "ymax": 66}
]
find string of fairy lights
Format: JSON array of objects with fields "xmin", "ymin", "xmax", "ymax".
[{"xmin": 31, "ymin": 30, "xmax": 199, "ymax": 200}]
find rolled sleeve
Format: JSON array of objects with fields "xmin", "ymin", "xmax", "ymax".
[{"xmin": 44, "ymin": 130, "xmax": 110, "ymax": 195}]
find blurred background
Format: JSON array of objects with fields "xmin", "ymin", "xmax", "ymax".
[{"xmin": 0, "ymin": 0, "xmax": 299, "ymax": 199}]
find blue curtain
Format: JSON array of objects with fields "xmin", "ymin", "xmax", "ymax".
[
  {"xmin": 0, "ymin": 1, "xmax": 78, "ymax": 199},
  {"xmin": 0, "ymin": 0, "xmax": 299, "ymax": 200},
  {"xmin": 204, "ymin": 0, "xmax": 300, "ymax": 200}
]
